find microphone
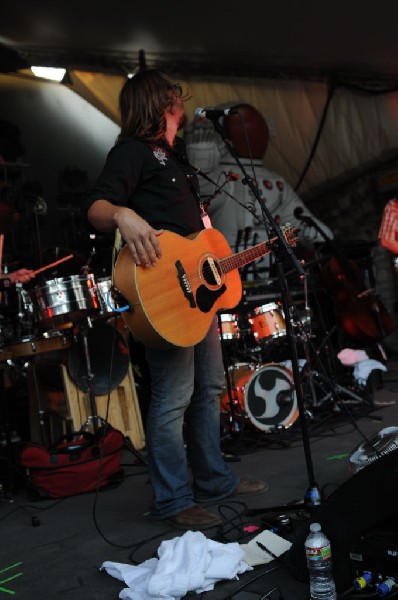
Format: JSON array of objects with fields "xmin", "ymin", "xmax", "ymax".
[
  {"xmin": 293, "ymin": 206, "xmax": 315, "ymax": 226},
  {"xmin": 293, "ymin": 206, "xmax": 304, "ymax": 219},
  {"xmin": 194, "ymin": 107, "xmax": 239, "ymax": 120}
]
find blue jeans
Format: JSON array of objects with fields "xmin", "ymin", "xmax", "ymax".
[{"xmin": 144, "ymin": 316, "xmax": 239, "ymax": 519}]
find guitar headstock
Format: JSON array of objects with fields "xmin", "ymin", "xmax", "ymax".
[{"xmin": 281, "ymin": 223, "xmax": 299, "ymax": 247}]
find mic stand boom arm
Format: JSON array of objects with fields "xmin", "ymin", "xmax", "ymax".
[
  {"xmin": 210, "ymin": 119, "xmax": 304, "ymax": 277},
  {"xmin": 210, "ymin": 117, "xmax": 322, "ymax": 509}
]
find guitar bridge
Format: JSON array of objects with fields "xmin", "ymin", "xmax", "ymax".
[{"xmin": 175, "ymin": 260, "xmax": 196, "ymax": 308}]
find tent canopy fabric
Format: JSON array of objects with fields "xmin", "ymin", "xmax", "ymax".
[
  {"xmin": 2, "ymin": 3, "xmax": 398, "ymax": 207},
  {"xmin": 63, "ymin": 71, "xmax": 398, "ymax": 196}
]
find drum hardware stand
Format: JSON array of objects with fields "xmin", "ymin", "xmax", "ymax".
[
  {"xmin": 77, "ymin": 316, "xmax": 102, "ymax": 433},
  {"xmin": 15, "ymin": 283, "xmax": 34, "ymax": 339},
  {"xmin": 80, "ymin": 238, "xmax": 97, "ymax": 276},
  {"xmin": 209, "ymin": 115, "xmax": 323, "ymax": 511},
  {"xmin": 217, "ymin": 312, "xmax": 242, "ymax": 443},
  {"xmin": 30, "ymin": 362, "xmax": 49, "ymax": 447},
  {"xmin": 0, "ymin": 358, "xmax": 16, "ymax": 498},
  {"xmin": 301, "ymin": 366, "xmax": 369, "ymax": 410},
  {"xmin": 290, "ymin": 258, "xmax": 363, "ymax": 412},
  {"xmin": 294, "ymin": 311, "xmax": 382, "ymax": 431},
  {"xmin": 76, "ymin": 317, "xmax": 147, "ymax": 465},
  {"xmin": 287, "ymin": 278, "xmax": 373, "ymax": 419},
  {"xmin": 31, "ymin": 192, "xmax": 47, "ymax": 268},
  {"xmin": 295, "ymin": 277, "xmax": 375, "ymax": 415}
]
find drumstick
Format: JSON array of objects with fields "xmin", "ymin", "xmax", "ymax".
[{"xmin": 32, "ymin": 254, "xmax": 74, "ymax": 276}]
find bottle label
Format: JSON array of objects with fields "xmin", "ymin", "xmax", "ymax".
[{"xmin": 306, "ymin": 544, "xmax": 332, "ymax": 561}]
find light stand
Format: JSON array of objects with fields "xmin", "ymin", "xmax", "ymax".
[
  {"xmin": 217, "ymin": 311, "xmax": 243, "ymax": 444},
  {"xmin": 208, "ymin": 116, "xmax": 322, "ymax": 509}
]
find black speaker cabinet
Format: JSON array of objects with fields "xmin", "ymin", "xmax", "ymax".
[{"xmin": 286, "ymin": 448, "xmax": 398, "ymax": 592}]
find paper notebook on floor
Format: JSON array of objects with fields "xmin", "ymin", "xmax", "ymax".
[{"xmin": 240, "ymin": 530, "xmax": 292, "ymax": 567}]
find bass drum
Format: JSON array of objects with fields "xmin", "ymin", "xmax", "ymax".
[
  {"xmin": 67, "ymin": 320, "xmax": 130, "ymax": 396},
  {"xmin": 221, "ymin": 362, "xmax": 298, "ymax": 432},
  {"xmin": 245, "ymin": 363, "xmax": 298, "ymax": 432},
  {"xmin": 220, "ymin": 363, "xmax": 258, "ymax": 421}
]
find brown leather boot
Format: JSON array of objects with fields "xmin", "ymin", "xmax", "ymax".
[
  {"xmin": 231, "ymin": 478, "xmax": 269, "ymax": 497},
  {"xmin": 166, "ymin": 506, "xmax": 222, "ymax": 530}
]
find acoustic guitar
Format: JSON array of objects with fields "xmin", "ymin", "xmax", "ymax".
[{"xmin": 113, "ymin": 225, "xmax": 297, "ymax": 349}]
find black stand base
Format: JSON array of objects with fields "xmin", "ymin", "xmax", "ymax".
[
  {"xmin": 123, "ymin": 435, "xmax": 147, "ymax": 466},
  {"xmin": 246, "ymin": 484, "xmax": 322, "ymax": 517},
  {"xmin": 79, "ymin": 415, "xmax": 147, "ymax": 466}
]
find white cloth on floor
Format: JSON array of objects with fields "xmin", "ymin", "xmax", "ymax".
[
  {"xmin": 101, "ymin": 530, "xmax": 252, "ymax": 600},
  {"xmin": 353, "ymin": 359, "xmax": 387, "ymax": 386}
]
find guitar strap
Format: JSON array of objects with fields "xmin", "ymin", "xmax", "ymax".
[
  {"xmin": 111, "ymin": 228, "xmax": 122, "ymax": 288},
  {"xmin": 169, "ymin": 144, "xmax": 213, "ymax": 229}
]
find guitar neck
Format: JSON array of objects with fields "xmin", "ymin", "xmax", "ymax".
[{"xmin": 220, "ymin": 240, "xmax": 272, "ymax": 274}]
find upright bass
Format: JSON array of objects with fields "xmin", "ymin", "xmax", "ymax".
[{"xmin": 296, "ymin": 210, "xmax": 394, "ymax": 343}]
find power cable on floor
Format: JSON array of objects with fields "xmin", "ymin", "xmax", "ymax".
[{"xmin": 224, "ymin": 564, "xmax": 282, "ymax": 599}]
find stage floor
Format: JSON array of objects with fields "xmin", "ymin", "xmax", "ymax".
[{"xmin": 1, "ymin": 358, "xmax": 398, "ymax": 600}]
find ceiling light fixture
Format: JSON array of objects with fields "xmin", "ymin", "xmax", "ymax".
[{"xmin": 31, "ymin": 66, "xmax": 66, "ymax": 82}]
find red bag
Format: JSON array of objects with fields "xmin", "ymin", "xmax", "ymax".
[{"xmin": 20, "ymin": 426, "xmax": 125, "ymax": 498}]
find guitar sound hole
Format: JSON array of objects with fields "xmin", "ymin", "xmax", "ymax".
[{"xmin": 202, "ymin": 258, "xmax": 222, "ymax": 287}]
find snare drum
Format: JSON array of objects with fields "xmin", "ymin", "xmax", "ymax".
[
  {"xmin": 249, "ymin": 302, "xmax": 286, "ymax": 344},
  {"xmin": 218, "ymin": 313, "xmax": 240, "ymax": 341},
  {"xmin": 28, "ymin": 274, "xmax": 100, "ymax": 329}
]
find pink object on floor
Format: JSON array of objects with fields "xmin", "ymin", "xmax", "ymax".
[{"xmin": 337, "ymin": 348, "xmax": 369, "ymax": 366}]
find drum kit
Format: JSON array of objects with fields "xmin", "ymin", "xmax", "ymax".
[
  {"xmin": 0, "ymin": 240, "xmax": 310, "ymax": 442},
  {"xmin": 217, "ymin": 285, "xmax": 315, "ymax": 438},
  {"xmin": 0, "ymin": 230, "xmax": 348, "ymax": 444}
]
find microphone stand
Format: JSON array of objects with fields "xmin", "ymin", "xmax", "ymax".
[
  {"xmin": 202, "ymin": 173, "xmax": 236, "ymax": 212},
  {"xmin": 209, "ymin": 117, "xmax": 322, "ymax": 510}
]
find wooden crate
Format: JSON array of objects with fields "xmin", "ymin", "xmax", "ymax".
[{"xmin": 61, "ymin": 363, "xmax": 145, "ymax": 450}]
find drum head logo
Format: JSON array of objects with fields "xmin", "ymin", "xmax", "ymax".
[{"xmin": 245, "ymin": 364, "xmax": 298, "ymax": 432}]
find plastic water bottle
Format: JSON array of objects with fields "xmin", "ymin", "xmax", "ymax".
[{"xmin": 305, "ymin": 522, "xmax": 337, "ymax": 600}]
